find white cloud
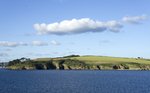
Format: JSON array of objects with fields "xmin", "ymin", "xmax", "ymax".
[
  {"xmin": 0, "ymin": 41, "xmax": 49, "ymax": 47},
  {"xmin": 122, "ymin": 15, "xmax": 148, "ymax": 24},
  {"xmin": 0, "ymin": 41, "xmax": 28, "ymax": 47},
  {"xmin": 32, "ymin": 41, "xmax": 48, "ymax": 46},
  {"xmin": 105, "ymin": 21, "xmax": 123, "ymax": 32},
  {"xmin": 50, "ymin": 40, "xmax": 61, "ymax": 46},
  {"xmin": 34, "ymin": 18, "xmax": 123, "ymax": 35}
]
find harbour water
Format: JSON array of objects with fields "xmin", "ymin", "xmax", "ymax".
[{"xmin": 0, "ymin": 69, "xmax": 150, "ymax": 93}]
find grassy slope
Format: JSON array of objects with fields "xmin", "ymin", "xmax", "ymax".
[
  {"xmin": 35, "ymin": 56, "xmax": 150, "ymax": 64},
  {"xmin": 71, "ymin": 56, "xmax": 150, "ymax": 64}
]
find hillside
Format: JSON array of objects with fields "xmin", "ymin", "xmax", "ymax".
[{"xmin": 7, "ymin": 55, "xmax": 150, "ymax": 70}]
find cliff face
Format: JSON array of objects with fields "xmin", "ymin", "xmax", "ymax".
[
  {"xmin": 7, "ymin": 56, "xmax": 150, "ymax": 70},
  {"xmin": 7, "ymin": 60, "xmax": 150, "ymax": 70},
  {"xmin": 9, "ymin": 59, "xmax": 92, "ymax": 70}
]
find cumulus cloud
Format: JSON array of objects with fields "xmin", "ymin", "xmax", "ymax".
[
  {"xmin": 50, "ymin": 40, "xmax": 61, "ymax": 46},
  {"xmin": 32, "ymin": 41, "xmax": 48, "ymax": 46},
  {"xmin": 122, "ymin": 15, "xmax": 148, "ymax": 24},
  {"xmin": 105, "ymin": 21, "xmax": 123, "ymax": 32},
  {"xmin": 34, "ymin": 18, "xmax": 123, "ymax": 35}
]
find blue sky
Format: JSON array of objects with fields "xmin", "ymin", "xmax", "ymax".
[{"xmin": 0, "ymin": 0, "xmax": 150, "ymax": 62}]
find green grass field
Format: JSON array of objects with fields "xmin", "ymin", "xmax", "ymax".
[
  {"xmin": 70, "ymin": 56, "xmax": 150, "ymax": 64},
  {"xmin": 35, "ymin": 56, "xmax": 150, "ymax": 65}
]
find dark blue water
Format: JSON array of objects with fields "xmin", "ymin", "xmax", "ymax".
[{"xmin": 0, "ymin": 69, "xmax": 150, "ymax": 93}]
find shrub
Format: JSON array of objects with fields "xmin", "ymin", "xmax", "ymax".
[{"xmin": 63, "ymin": 55, "xmax": 80, "ymax": 58}]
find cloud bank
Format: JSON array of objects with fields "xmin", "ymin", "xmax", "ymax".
[
  {"xmin": 0, "ymin": 41, "xmax": 27, "ymax": 47},
  {"xmin": 34, "ymin": 15, "xmax": 148, "ymax": 35},
  {"xmin": 34, "ymin": 18, "xmax": 123, "ymax": 35},
  {"xmin": 122, "ymin": 15, "xmax": 148, "ymax": 24},
  {"xmin": 0, "ymin": 40, "xmax": 61, "ymax": 47},
  {"xmin": 0, "ymin": 41, "xmax": 49, "ymax": 47}
]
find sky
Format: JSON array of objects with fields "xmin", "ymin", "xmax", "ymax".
[{"xmin": 0, "ymin": 0, "xmax": 150, "ymax": 62}]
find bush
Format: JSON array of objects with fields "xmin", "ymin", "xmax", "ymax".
[{"xmin": 63, "ymin": 55, "xmax": 80, "ymax": 58}]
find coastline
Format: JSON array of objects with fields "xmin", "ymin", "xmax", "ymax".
[{"xmin": 6, "ymin": 56, "xmax": 150, "ymax": 71}]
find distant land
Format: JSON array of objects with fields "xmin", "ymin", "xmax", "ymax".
[{"xmin": 6, "ymin": 55, "xmax": 150, "ymax": 70}]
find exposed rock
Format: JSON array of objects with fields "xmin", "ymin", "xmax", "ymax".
[
  {"xmin": 21, "ymin": 66, "xmax": 27, "ymax": 70},
  {"xmin": 113, "ymin": 65, "xmax": 120, "ymax": 69},
  {"xmin": 35, "ymin": 64, "xmax": 45, "ymax": 70},
  {"xmin": 46, "ymin": 62, "xmax": 56, "ymax": 69}
]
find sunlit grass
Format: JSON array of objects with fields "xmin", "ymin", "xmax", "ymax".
[{"xmin": 70, "ymin": 56, "xmax": 150, "ymax": 64}]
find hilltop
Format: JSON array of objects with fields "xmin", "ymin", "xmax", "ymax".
[{"xmin": 7, "ymin": 55, "xmax": 150, "ymax": 70}]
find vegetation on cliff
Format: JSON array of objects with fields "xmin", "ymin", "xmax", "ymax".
[{"xmin": 6, "ymin": 55, "xmax": 150, "ymax": 70}]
